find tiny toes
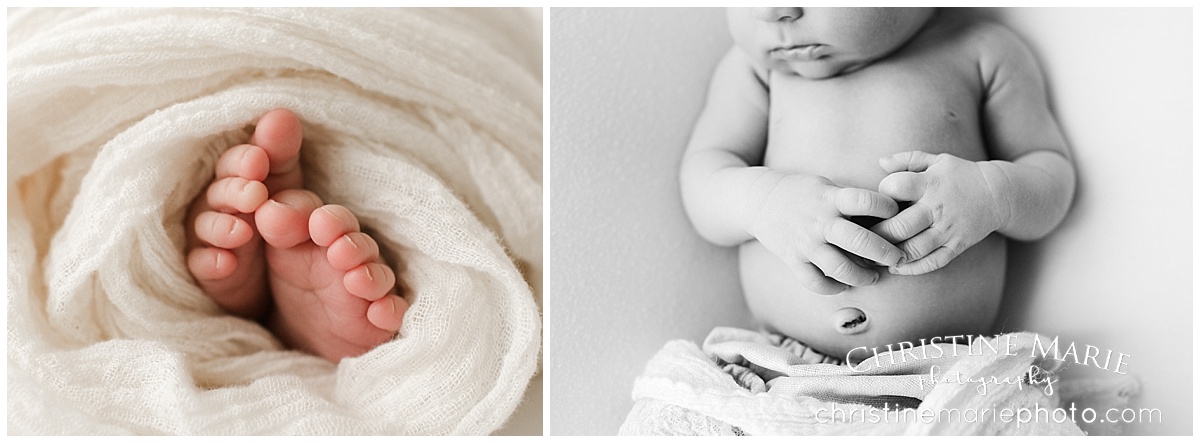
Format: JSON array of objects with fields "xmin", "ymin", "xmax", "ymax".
[
  {"xmin": 195, "ymin": 211, "xmax": 255, "ymax": 249},
  {"xmin": 256, "ymin": 189, "xmax": 323, "ymax": 249},
  {"xmin": 252, "ymin": 109, "xmax": 305, "ymax": 193},
  {"xmin": 207, "ymin": 177, "xmax": 268, "ymax": 213},
  {"xmin": 252, "ymin": 109, "xmax": 304, "ymax": 169},
  {"xmin": 366, "ymin": 295, "xmax": 408, "ymax": 332},
  {"xmin": 344, "ymin": 263, "xmax": 396, "ymax": 301},
  {"xmin": 216, "ymin": 144, "xmax": 270, "ymax": 182},
  {"xmin": 187, "ymin": 247, "xmax": 237, "ymax": 281},
  {"xmin": 310, "ymin": 205, "xmax": 361, "ymax": 247},
  {"xmin": 327, "ymin": 232, "xmax": 380, "ymax": 271}
]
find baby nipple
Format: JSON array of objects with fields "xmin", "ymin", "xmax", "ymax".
[{"xmin": 832, "ymin": 308, "xmax": 869, "ymax": 335}]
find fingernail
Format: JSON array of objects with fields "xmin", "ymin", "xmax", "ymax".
[
  {"xmin": 889, "ymin": 267, "xmax": 900, "ymax": 275},
  {"xmin": 269, "ymin": 198, "xmax": 290, "ymax": 208},
  {"xmin": 364, "ymin": 265, "xmax": 374, "ymax": 281},
  {"xmin": 343, "ymin": 234, "xmax": 358, "ymax": 249}
]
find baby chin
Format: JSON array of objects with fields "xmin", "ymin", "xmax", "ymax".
[{"xmin": 769, "ymin": 57, "xmax": 870, "ymax": 80}]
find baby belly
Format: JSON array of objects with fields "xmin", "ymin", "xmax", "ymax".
[{"xmin": 739, "ymin": 233, "xmax": 1006, "ymax": 362}]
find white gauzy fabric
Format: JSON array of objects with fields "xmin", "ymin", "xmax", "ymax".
[
  {"xmin": 621, "ymin": 329, "xmax": 1140, "ymax": 436},
  {"xmin": 7, "ymin": 8, "xmax": 541, "ymax": 435}
]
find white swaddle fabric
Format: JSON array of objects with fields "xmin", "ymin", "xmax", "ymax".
[
  {"xmin": 7, "ymin": 8, "xmax": 541, "ymax": 435},
  {"xmin": 621, "ymin": 329, "xmax": 1140, "ymax": 436}
]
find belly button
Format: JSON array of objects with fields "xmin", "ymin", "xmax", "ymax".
[{"xmin": 832, "ymin": 308, "xmax": 869, "ymax": 335}]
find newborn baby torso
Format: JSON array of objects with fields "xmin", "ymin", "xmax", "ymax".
[{"xmin": 741, "ymin": 21, "xmax": 1006, "ymax": 360}]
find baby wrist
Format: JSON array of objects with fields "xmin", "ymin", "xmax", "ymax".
[
  {"xmin": 978, "ymin": 160, "xmax": 1016, "ymax": 234},
  {"xmin": 741, "ymin": 168, "xmax": 787, "ymax": 238}
]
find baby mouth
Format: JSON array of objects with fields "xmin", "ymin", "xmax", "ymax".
[{"xmin": 770, "ymin": 44, "xmax": 829, "ymax": 61}]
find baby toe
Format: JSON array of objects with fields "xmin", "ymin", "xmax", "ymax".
[
  {"xmin": 256, "ymin": 189, "xmax": 323, "ymax": 249},
  {"xmin": 207, "ymin": 177, "xmax": 268, "ymax": 214},
  {"xmin": 327, "ymin": 232, "xmax": 380, "ymax": 271},
  {"xmin": 251, "ymin": 109, "xmax": 303, "ymax": 168},
  {"xmin": 216, "ymin": 144, "xmax": 270, "ymax": 182},
  {"xmin": 252, "ymin": 109, "xmax": 304, "ymax": 193},
  {"xmin": 187, "ymin": 247, "xmax": 237, "ymax": 281},
  {"xmin": 195, "ymin": 211, "xmax": 255, "ymax": 249},
  {"xmin": 366, "ymin": 295, "xmax": 408, "ymax": 333},
  {"xmin": 309, "ymin": 205, "xmax": 361, "ymax": 247},
  {"xmin": 343, "ymin": 262, "xmax": 396, "ymax": 301}
]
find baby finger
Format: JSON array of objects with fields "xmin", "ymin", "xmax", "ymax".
[
  {"xmin": 825, "ymin": 218, "xmax": 906, "ymax": 267},
  {"xmin": 809, "ymin": 243, "xmax": 879, "ymax": 287},
  {"xmin": 834, "ymin": 187, "xmax": 899, "ymax": 219},
  {"xmin": 896, "ymin": 227, "xmax": 946, "ymax": 263},
  {"xmin": 790, "ymin": 260, "xmax": 849, "ymax": 295},
  {"xmin": 878, "ymin": 171, "xmax": 927, "ymax": 203},
  {"xmin": 871, "ymin": 202, "xmax": 935, "ymax": 243},
  {"xmin": 879, "ymin": 151, "xmax": 941, "ymax": 174},
  {"xmin": 889, "ymin": 246, "xmax": 957, "ymax": 276}
]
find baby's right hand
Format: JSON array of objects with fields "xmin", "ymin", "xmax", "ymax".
[{"xmin": 747, "ymin": 173, "xmax": 908, "ymax": 295}]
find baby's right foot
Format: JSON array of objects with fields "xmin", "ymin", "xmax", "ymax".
[{"xmin": 185, "ymin": 110, "xmax": 302, "ymax": 319}]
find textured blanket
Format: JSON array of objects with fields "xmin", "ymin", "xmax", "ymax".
[
  {"xmin": 8, "ymin": 8, "xmax": 541, "ymax": 435},
  {"xmin": 621, "ymin": 328, "xmax": 1139, "ymax": 436}
]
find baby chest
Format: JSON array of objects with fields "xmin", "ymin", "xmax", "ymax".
[{"xmin": 765, "ymin": 67, "xmax": 986, "ymax": 188}]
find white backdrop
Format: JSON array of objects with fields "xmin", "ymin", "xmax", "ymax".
[{"xmin": 546, "ymin": 8, "xmax": 1191, "ymax": 435}]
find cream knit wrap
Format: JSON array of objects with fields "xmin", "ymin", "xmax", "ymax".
[{"xmin": 7, "ymin": 8, "xmax": 541, "ymax": 435}]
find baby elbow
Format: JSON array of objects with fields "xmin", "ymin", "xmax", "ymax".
[
  {"xmin": 690, "ymin": 220, "xmax": 743, "ymax": 247},
  {"xmin": 1006, "ymin": 227, "xmax": 1052, "ymax": 243}
]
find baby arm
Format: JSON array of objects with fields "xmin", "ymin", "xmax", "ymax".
[
  {"xmin": 680, "ymin": 49, "xmax": 907, "ymax": 294},
  {"xmin": 874, "ymin": 24, "xmax": 1075, "ymax": 275}
]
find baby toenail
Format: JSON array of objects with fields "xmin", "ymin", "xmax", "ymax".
[
  {"xmin": 364, "ymin": 265, "xmax": 374, "ymax": 281},
  {"xmin": 343, "ymin": 234, "xmax": 358, "ymax": 249}
]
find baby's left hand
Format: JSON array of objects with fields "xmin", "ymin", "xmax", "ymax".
[{"xmin": 871, "ymin": 151, "xmax": 1008, "ymax": 275}]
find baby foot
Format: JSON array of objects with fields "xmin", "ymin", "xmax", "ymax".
[
  {"xmin": 185, "ymin": 109, "xmax": 301, "ymax": 319},
  {"xmin": 258, "ymin": 190, "xmax": 408, "ymax": 361},
  {"xmin": 187, "ymin": 109, "xmax": 406, "ymax": 362}
]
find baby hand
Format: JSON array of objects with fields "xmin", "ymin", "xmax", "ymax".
[
  {"xmin": 749, "ymin": 173, "xmax": 907, "ymax": 295},
  {"xmin": 872, "ymin": 151, "xmax": 1008, "ymax": 276}
]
